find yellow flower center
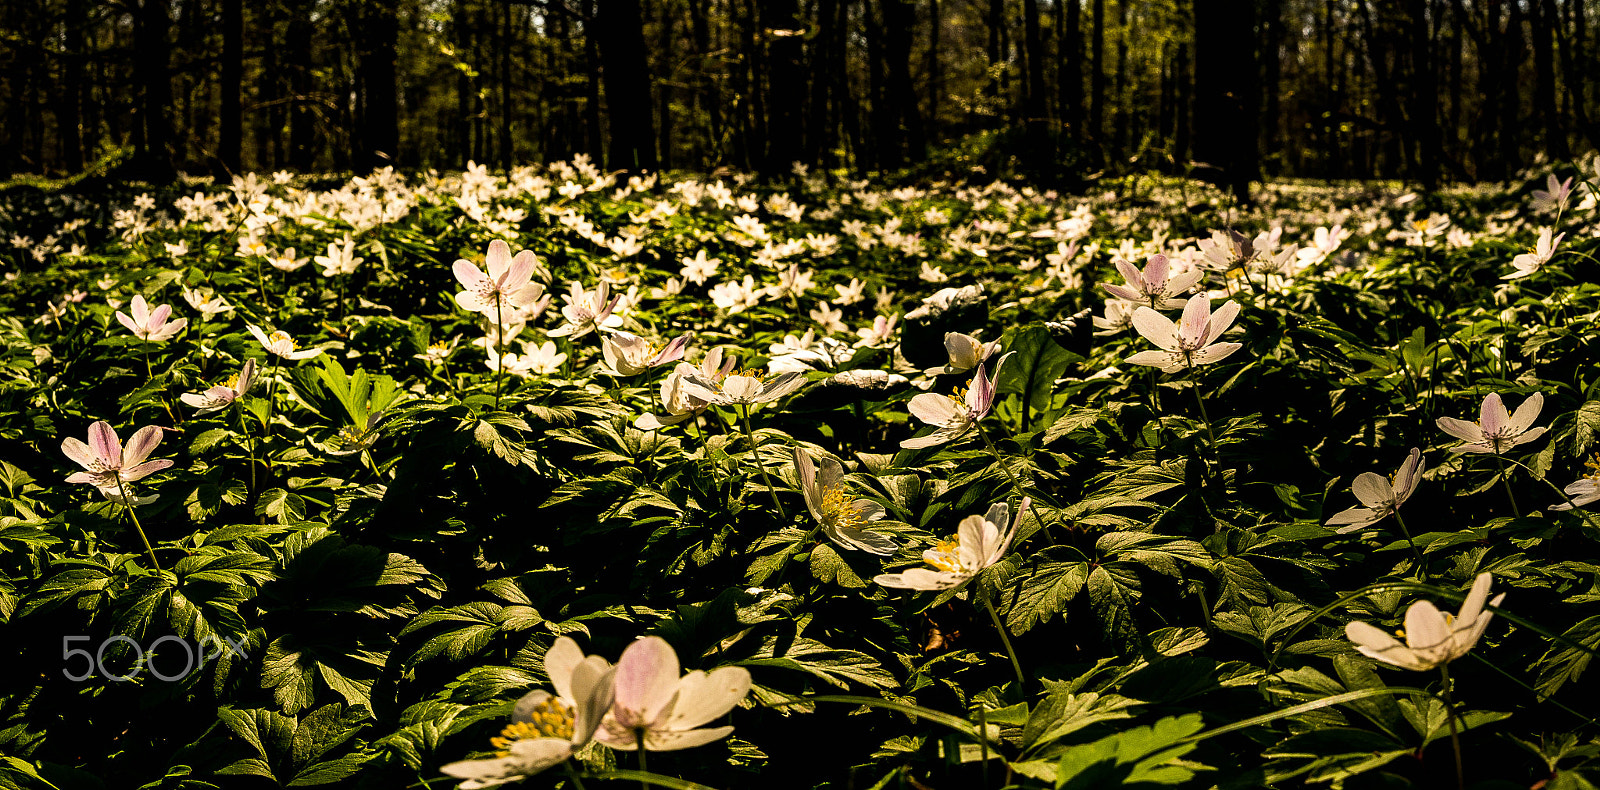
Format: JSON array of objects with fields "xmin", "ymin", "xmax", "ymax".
[
  {"xmin": 818, "ymin": 485, "xmax": 864, "ymax": 530},
  {"xmin": 488, "ymin": 698, "xmax": 575, "ymax": 754},
  {"xmin": 269, "ymin": 330, "xmax": 297, "ymax": 349},
  {"xmin": 339, "ymin": 424, "xmax": 367, "ymax": 443},
  {"xmin": 429, "ymin": 341, "xmax": 450, "ymax": 353},
  {"xmin": 731, "ymin": 368, "xmax": 766, "ymax": 382},
  {"xmin": 221, "ymin": 373, "xmax": 240, "ymax": 390},
  {"xmin": 1584, "ymin": 454, "xmax": 1600, "ymax": 482},
  {"xmin": 1412, "ymin": 220, "xmax": 1430, "ymax": 232},
  {"xmin": 927, "ymin": 538, "xmax": 963, "ymax": 573},
  {"xmin": 951, "ymin": 385, "xmax": 970, "ymax": 403},
  {"xmin": 1225, "ymin": 267, "xmax": 1246, "ymax": 280}
]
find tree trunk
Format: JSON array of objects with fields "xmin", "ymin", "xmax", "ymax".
[
  {"xmin": 927, "ymin": 0, "xmax": 940, "ymax": 136},
  {"xmin": 353, "ymin": 0, "xmax": 399, "ymax": 170},
  {"xmin": 1532, "ymin": 0, "xmax": 1565, "ymax": 157},
  {"xmin": 60, "ymin": 0, "xmax": 85, "ymax": 172},
  {"xmin": 287, "ymin": 0, "xmax": 314, "ymax": 169},
  {"xmin": 1409, "ymin": 0, "xmax": 1439, "ymax": 187},
  {"xmin": 133, "ymin": 0, "xmax": 175, "ymax": 180},
  {"xmin": 219, "ymin": 0, "xmax": 241, "ymax": 173},
  {"xmin": 1063, "ymin": 0, "xmax": 1082, "ymax": 132},
  {"xmin": 1089, "ymin": 0, "xmax": 1104, "ymax": 141},
  {"xmin": 764, "ymin": 0, "xmax": 804, "ymax": 171},
  {"xmin": 1193, "ymin": 0, "xmax": 1255, "ymax": 199},
  {"xmin": 597, "ymin": 0, "xmax": 658, "ymax": 172},
  {"xmin": 882, "ymin": 0, "xmax": 924, "ymax": 164}
]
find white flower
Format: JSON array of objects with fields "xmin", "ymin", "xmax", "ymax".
[
  {"xmin": 314, "ymin": 235, "xmax": 363, "ymax": 276},
  {"xmin": 594, "ymin": 637, "xmax": 751, "ymax": 752},
  {"xmin": 918, "ymin": 262, "xmax": 948, "ymax": 283},
  {"xmin": 247, "ymin": 324, "xmax": 323, "ymax": 360},
  {"xmin": 547, "ymin": 281, "xmax": 622, "ymax": 338},
  {"xmin": 268, "ymin": 248, "xmax": 308, "ymax": 271},
  {"xmin": 854, "ymin": 314, "xmax": 899, "ymax": 348},
  {"xmin": 440, "ymin": 637, "xmax": 616, "ymax": 788},
  {"xmin": 1345, "ymin": 573, "xmax": 1505, "ymax": 671},
  {"xmin": 1326, "ymin": 449, "xmax": 1423, "ymax": 533},
  {"xmin": 1125, "ymin": 297, "xmax": 1243, "ymax": 374},
  {"xmin": 875, "ymin": 498, "xmax": 1030, "ymax": 590},
  {"xmin": 708, "ymin": 276, "xmax": 763, "ymax": 314},
  {"xmin": 1092, "ymin": 299, "xmax": 1138, "ymax": 335},
  {"xmin": 115, "ymin": 295, "xmax": 188, "ymax": 342},
  {"xmin": 1436, "ymin": 392, "xmax": 1546, "ymax": 454},
  {"xmin": 182, "ymin": 287, "xmax": 232, "ymax": 320},
  {"xmin": 834, "ymin": 278, "xmax": 867, "ymax": 305},
  {"xmin": 679, "ymin": 249, "xmax": 722, "ymax": 285},
  {"xmin": 180, "ymin": 359, "xmax": 257, "ymax": 415},
  {"xmin": 925, "ymin": 332, "xmax": 1000, "ymax": 377},
  {"xmin": 794, "ymin": 449, "xmax": 896, "ymax": 555},
  {"xmin": 453, "ymin": 239, "xmax": 547, "ymax": 313},
  {"xmin": 902, "ymin": 357, "xmax": 1009, "ymax": 450},
  {"xmin": 1100, "ymin": 253, "xmax": 1203, "ymax": 309},
  {"xmin": 600, "ymin": 332, "xmax": 691, "ymax": 376},
  {"xmin": 809, "ymin": 300, "xmax": 848, "ymax": 334},
  {"xmin": 1504, "ymin": 227, "xmax": 1564, "ymax": 279}
]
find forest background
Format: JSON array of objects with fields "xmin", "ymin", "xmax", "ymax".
[{"xmin": 0, "ymin": 0, "xmax": 1594, "ymax": 194}]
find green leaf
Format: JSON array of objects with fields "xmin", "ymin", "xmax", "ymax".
[{"xmin": 996, "ymin": 323, "xmax": 1081, "ymax": 428}]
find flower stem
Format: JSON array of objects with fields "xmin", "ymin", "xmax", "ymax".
[
  {"xmin": 1391, "ymin": 510, "xmax": 1426, "ymax": 575},
  {"xmin": 494, "ymin": 295, "xmax": 505, "ymax": 409},
  {"xmin": 1440, "ymin": 664, "xmax": 1465, "ymax": 790},
  {"xmin": 116, "ymin": 477, "xmax": 161, "ymax": 572},
  {"xmin": 983, "ymin": 595, "xmax": 1025, "ymax": 688},
  {"xmin": 740, "ymin": 404, "xmax": 786, "ymax": 520},
  {"xmin": 1191, "ymin": 380, "xmax": 1219, "ymax": 450},
  {"xmin": 1495, "ymin": 455, "xmax": 1521, "ymax": 517},
  {"xmin": 563, "ymin": 761, "xmax": 590, "ymax": 790},
  {"xmin": 635, "ymin": 730, "xmax": 648, "ymax": 790}
]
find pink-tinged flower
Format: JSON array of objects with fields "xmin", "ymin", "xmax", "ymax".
[
  {"xmin": 547, "ymin": 281, "xmax": 622, "ymax": 339},
  {"xmin": 794, "ymin": 449, "xmax": 896, "ymax": 555},
  {"xmin": 636, "ymin": 350, "xmax": 731, "ymax": 430},
  {"xmin": 1326, "ymin": 448, "xmax": 1423, "ymax": 533},
  {"xmin": 875, "ymin": 498, "xmax": 1030, "ymax": 590},
  {"xmin": 1532, "ymin": 173, "xmax": 1575, "ymax": 212},
  {"xmin": 925, "ymin": 332, "xmax": 1001, "ymax": 377},
  {"xmin": 595, "ymin": 636, "xmax": 751, "ymax": 752},
  {"xmin": 453, "ymin": 239, "xmax": 548, "ymax": 314},
  {"xmin": 115, "ymin": 295, "xmax": 187, "ymax": 342},
  {"xmin": 440, "ymin": 636, "xmax": 616, "ymax": 788},
  {"xmin": 1345, "ymin": 572, "xmax": 1504, "ymax": 671},
  {"xmin": 1125, "ymin": 297, "xmax": 1243, "ymax": 374},
  {"xmin": 61, "ymin": 421, "xmax": 173, "ymax": 492},
  {"xmin": 180, "ymin": 358, "xmax": 257, "ymax": 415},
  {"xmin": 902, "ymin": 355, "xmax": 1011, "ymax": 450},
  {"xmin": 1100, "ymin": 253, "xmax": 1203, "ymax": 309},
  {"xmin": 601, "ymin": 332, "xmax": 691, "ymax": 376},
  {"xmin": 1436, "ymin": 392, "xmax": 1546, "ymax": 454},
  {"xmin": 679, "ymin": 351, "xmax": 807, "ymax": 406},
  {"xmin": 1504, "ymin": 227, "xmax": 1565, "ymax": 279},
  {"xmin": 246, "ymin": 324, "xmax": 323, "ymax": 360}
]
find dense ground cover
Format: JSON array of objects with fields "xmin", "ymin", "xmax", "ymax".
[{"xmin": 3, "ymin": 159, "xmax": 1600, "ymax": 789}]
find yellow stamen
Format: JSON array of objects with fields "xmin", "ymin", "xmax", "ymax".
[
  {"xmin": 731, "ymin": 368, "xmax": 766, "ymax": 382},
  {"xmin": 488, "ymin": 698, "xmax": 575, "ymax": 754},
  {"xmin": 221, "ymin": 373, "xmax": 240, "ymax": 390},
  {"xmin": 927, "ymin": 538, "xmax": 963, "ymax": 573},
  {"xmin": 818, "ymin": 485, "xmax": 865, "ymax": 530},
  {"xmin": 269, "ymin": 330, "xmax": 298, "ymax": 350},
  {"xmin": 429, "ymin": 341, "xmax": 450, "ymax": 353},
  {"xmin": 1584, "ymin": 454, "xmax": 1600, "ymax": 482},
  {"xmin": 1225, "ymin": 267, "xmax": 1246, "ymax": 280}
]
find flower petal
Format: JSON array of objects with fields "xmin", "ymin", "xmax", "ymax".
[
  {"xmin": 661, "ymin": 666, "xmax": 751, "ymax": 730},
  {"xmin": 612, "ymin": 637, "xmax": 681, "ymax": 729}
]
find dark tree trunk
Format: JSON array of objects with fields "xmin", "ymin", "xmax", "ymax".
[
  {"xmin": 1023, "ymin": 0, "xmax": 1045, "ymax": 120},
  {"xmin": 1089, "ymin": 0, "xmax": 1104, "ymax": 141},
  {"xmin": 1063, "ymin": 0, "xmax": 1082, "ymax": 132},
  {"xmin": 597, "ymin": 0, "xmax": 658, "ymax": 172},
  {"xmin": 356, "ymin": 0, "xmax": 399, "ymax": 169},
  {"xmin": 764, "ymin": 0, "xmax": 804, "ymax": 171},
  {"xmin": 219, "ymin": 0, "xmax": 241, "ymax": 173},
  {"xmin": 809, "ymin": 0, "xmax": 838, "ymax": 164},
  {"xmin": 133, "ymin": 0, "xmax": 175, "ymax": 180},
  {"xmin": 657, "ymin": 0, "xmax": 675, "ymax": 170},
  {"xmin": 1532, "ymin": 0, "xmax": 1565, "ymax": 157},
  {"xmin": 1409, "ymin": 0, "xmax": 1439, "ymax": 187},
  {"xmin": 927, "ymin": 0, "xmax": 940, "ymax": 135},
  {"xmin": 1262, "ymin": 0, "xmax": 1282, "ymax": 169},
  {"xmin": 582, "ymin": 0, "xmax": 604, "ymax": 163},
  {"xmin": 500, "ymin": 1, "xmax": 514, "ymax": 169},
  {"xmin": 287, "ymin": 0, "xmax": 314, "ymax": 169},
  {"xmin": 882, "ymin": 0, "xmax": 924, "ymax": 163},
  {"xmin": 60, "ymin": 0, "xmax": 85, "ymax": 172},
  {"xmin": 1193, "ymin": 0, "xmax": 1255, "ymax": 199}
]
